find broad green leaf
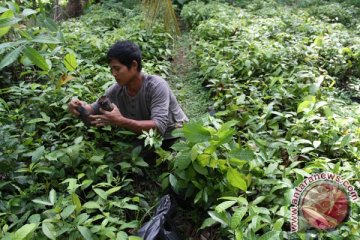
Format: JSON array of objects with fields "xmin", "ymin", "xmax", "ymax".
[
  {"xmin": 258, "ymin": 231, "xmax": 281, "ymax": 240},
  {"xmin": 273, "ymin": 218, "xmax": 284, "ymax": 231},
  {"xmin": 78, "ymin": 226, "xmax": 93, "ymax": 240},
  {"xmin": 252, "ymin": 196, "xmax": 266, "ymax": 205},
  {"xmin": 208, "ymin": 211, "xmax": 228, "ymax": 226},
  {"xmin": 22, "ymin": 9, "xmax": 37, "ymax": 17},
  {"xmin": 230, "ymin": 206, "xmax": 247, "ymax": 230},
  {"xmin": 199, "ymin": 217, "xmax": 217, "ymax": 230},
  {"xmin": 0, "ymin": 16, "xmax": 21, "ymax": 28},
  {"xmin": 226, "ymin": 168, "xmax": 247, "ymax": 191},
  {"xmin": 61, "ymin": 205, "xmax": 76, "ymax": 219},
  {"xmin": 72, "ymin": 193, "xmax": 82, "ymax": 214},
  {"xmin": 0, "ymin": 47, "xmax": 22, "ymax": 69},
  {"xmin": 64, "ymin": 53, "xmax": 78, "ymax": 71},
  {"xmin": 43, "ymin": 17, "xmax": 58, "ymax": 31},
  {"xmin": 0, "ymin": 40, "xmax": 27, "ymax": 51},
  {"xmin": 32, "ymin": 35, "xmax": 62, "ymax": 44},
  {"xmin": 340, "ymin": 134, "xmax": 352, "ymax": 147},
  {"xmin": 49, "ymin": 189, "xmax": 56, "ymax": 205},
  {"xmin": 83, "ymin": 201, "xmax": 101, "ymax": 209},
  {"xmin": 229, "ymin": 148, "xmax": 255, "ymax": 161},
  {"xmin": 106, "ymin": 186, "xmax": 122, "ymax": 195},
  {"xmin": 182, "ymin": 121, "xmax": 211, "ymax": 143},
  {"xmin": 215, "ymin": 200, "xmax": 237, "ymax": 212},
  {"xmin": 313, "ymin": 140, "xmax": 321, "ymax": 148},
  {"xmin": 169, "ymin": 174, "xmax": 178, "ymax": 189},
  {"xmin": 93, "ymin": 188, "xmax": 108, "ymax": 200},
  {"xmin": 301, "ymin": 147, "xmax": 314, "ymax": 153},
  {"xmin": 14, "ymin": 223, "xmax": 38, "ymax": 240},
  {"xmin": 293, "ymin": 169, "xmax": 310, "ymax": 177},
  {"xmin": 0, "ymin": 7, "xmax": 8, "ymax": 14},
  {"xmin": 129, "ymin": 237, "xmax": 142, "ymax": 240},
  {"xmin": 297, "ymin": 100, "xmax": 312, "ymax": 113},
  {"xmin": 42, "ymin": 222, "xmax": 56, "ymax": 240},
  {"xmin": 30, "ymin": 146, "xmax": 45, "ymax": 162},
  {"xmin": 28, "ymin": 214, "xmax": 41, "ymax": 224},
  {"xmin": 32, "ymin": 199, "xmax": 52, "ymax": 206},
  {"xmin": 314, "ymin": 36, "xmax": 323, "ymax": 47},
  {"xmin": 24, "ymin": 47, "xmax": 49, "ymax": 71},
  {"xmin": 0, "ymin": 10, "xmax": 14, "ymax": 37},
  {"xmin": 116, "ymin": 231, "xmax": 128, "ymax": 240},
  {"xmin": 174, "ymin": 153, "xmax": 191, "ymax": 170}
]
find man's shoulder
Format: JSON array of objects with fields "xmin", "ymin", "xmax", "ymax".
[
  {"xmin": 144, "ymin": 74, "xmax": 168, "ymax": 89},
  {"xmin": 106, "ymin": 83, "xmax": 122, "ymax": 95}
]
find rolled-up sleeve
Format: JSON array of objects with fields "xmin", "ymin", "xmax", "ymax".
[{"xmin": 150, "ymin": 81, "xmax": 169, "ymax": 136}]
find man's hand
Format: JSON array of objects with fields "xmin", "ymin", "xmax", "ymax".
[
  {"xmin": 68, "ymin": 98, "xmax": 86, "ymax": 117},
  {"xmin": 89, "ymin": 104, "xmax": 124, "ymax": 127}
]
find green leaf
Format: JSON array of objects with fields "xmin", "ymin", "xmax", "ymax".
[
  {"xmin": 0, "ymin": 10, "xmax": 13, "ymax": 38},
  {"xmin": 14, "ymin": 223, "xmax": 38, "ymax": 240},
  {"xmin": 28, "ymin": 214, "xmax": 41, "ymax": 224},
  {"xmin": 0, "ymin": 7, "xmax": 8, "ymax": 14},
  {"xmin": 199, "ymin": 217, "xmax": 217, "ymax": 230},
  {"xmin": 208, "ymin": 211, "xmax": 228, "ymax": 226},
  {"xmin": 116, "ymin": 231, "xmax": 128, "ymax": 240},
  {"xmin": 273, "ymin": 218, "xmax": 284, "ymax": 231},
  {"xmin": 0, "ymin": 47, "xmax": 22, "ymax": 69},
  {"xmin": 215, "ymin": 200, "xmax": 237, "ymax": 213},
  {"xmin": 78, "ymin": 226, "xmax": 93, "ymax": 240},
  {"xmin": 226, "ymin": 168, "xmax": 247, "ymax": 191},
  {"xmin": 129, "ymin": 237, "xmax": 143, "ymax": 240},
  {"xmin": 32, "ymin": 199, "xmax": 53, "ymax": 206},
  {"xmin": 22, "ymin": 9, "xmax": 37, "ymax": 17},
  {"xmin": 49, "ymin": 189, "xmax": 57, "ymax": 205},
  {"xmin": 83, "ymin": 201, "xmax": 101, "ymax": 209},
  {"xmin": 293, "ymin": 169, "xmax": 310, "ymax": 177},
  {"xmin": 24, "ymin": 47, "xmax": 49, "ymax": 71},
  {"xmin": 0, "ymin": 40, "xmax": 27, "ymax": 51},
  {"xmin": 106, "ymin": 186, "xmax": 122, "ymax": 195},
  {"xmin": 340, "ymin": 134, "xmax": 352, "ymax": 147},
  {"xmin": 182, "ymin": 121, "xmax": 211, "ymax": 143},
  {"xmin": 93, "ymin": 188, "xmax": 108, "ymax": 200},
  {"xmin": 252, "ymin": 196, "xmax": 266, "ymax": 205},
  {"xmin": 297, "ymin": 96, "xmax": 316, "ymax": 113},
  {"xmin": 42, "ymin": 222, "xmax": 56, "ymax": 240},
  {"xmin": 230, "ymin": 206, "xmax": 247, "ymax": 230},
  {"xmin": 174, "ymin": 153, "xmax": 191, "ymax": 170},
  {"xmin": 64, "ymin": 53, "xmax": 78, "ymax": 71},
  {"xmin": 313, "ymin": 140, "xmax": 321, "ymax": 148},
  {"xmin": 31, "ymin": 146, "xmax": 45, "ymax": 162},
  {"xmin": 0, "ymin": 16, "xmax": 21, "ymax": 28},
  {"xmin": 32, "ymin": 35, "xmax": 62, "ymax": 44},
  {"xmin": 258, "ymin": 231, "xmax": 281, "ymax": 240},
  {"xmin": 61, "ymin": 205, "xmax": 76, "ymax": 219},
  {"xmin": 72, "ymin": 193, "xmax": 82, "ymax": 214}
]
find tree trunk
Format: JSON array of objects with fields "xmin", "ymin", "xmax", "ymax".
[
  {"xmin": 53, "ymin": 0, "xmax": 61, "ymax": 21},
  {"xmin": 66, "ymin": 0, "xmax": 83, "ymax": 18}
]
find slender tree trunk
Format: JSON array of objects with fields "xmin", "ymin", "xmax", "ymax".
[
  {"xmin": 54, "ymin": 0, "xmax": 61, "ymax": 21},
  {"xmin": 66, "ymin": 0, "xmax": 83, "ymax": 18}
]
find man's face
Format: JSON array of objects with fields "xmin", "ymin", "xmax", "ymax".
[{"xmin": 109, "ymin": 59, "xmax": 137, "ymax": 86}]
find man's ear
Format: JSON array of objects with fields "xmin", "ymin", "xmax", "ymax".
[{"xmin": 131, "ymin": 60, "xmax": 138, "ymax": 71}]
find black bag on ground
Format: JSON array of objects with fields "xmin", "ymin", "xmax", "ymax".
[{"xmin": 137, "ymin": 194, "xmax": 180, "ymax": 240}]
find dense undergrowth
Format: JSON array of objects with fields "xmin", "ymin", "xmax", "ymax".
[
  {"xmin": 169, "ymin": 0, "xmax": 360, "ymax": 239},
  {"xmin": 1, "ymin": 0, "xmax": 360, "ymax": 239}
]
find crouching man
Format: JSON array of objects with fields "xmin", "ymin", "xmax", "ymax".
[{"xmin": 68, "ymin": 40, "xmax": 188, "ymax": 153}]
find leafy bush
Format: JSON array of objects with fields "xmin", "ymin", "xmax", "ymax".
[{"xmin": 168, "ymin": 1, "xmax": 360, "ymax": 238}]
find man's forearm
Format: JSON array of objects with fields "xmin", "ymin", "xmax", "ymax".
[{"xmin": 116, "ymin": 117, "xmax": 157, "ymax": 134}]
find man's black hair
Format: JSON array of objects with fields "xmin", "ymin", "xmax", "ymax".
[{"xmin": 107, "ymin": 40, "xmax": 142, "ymax": 72}]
